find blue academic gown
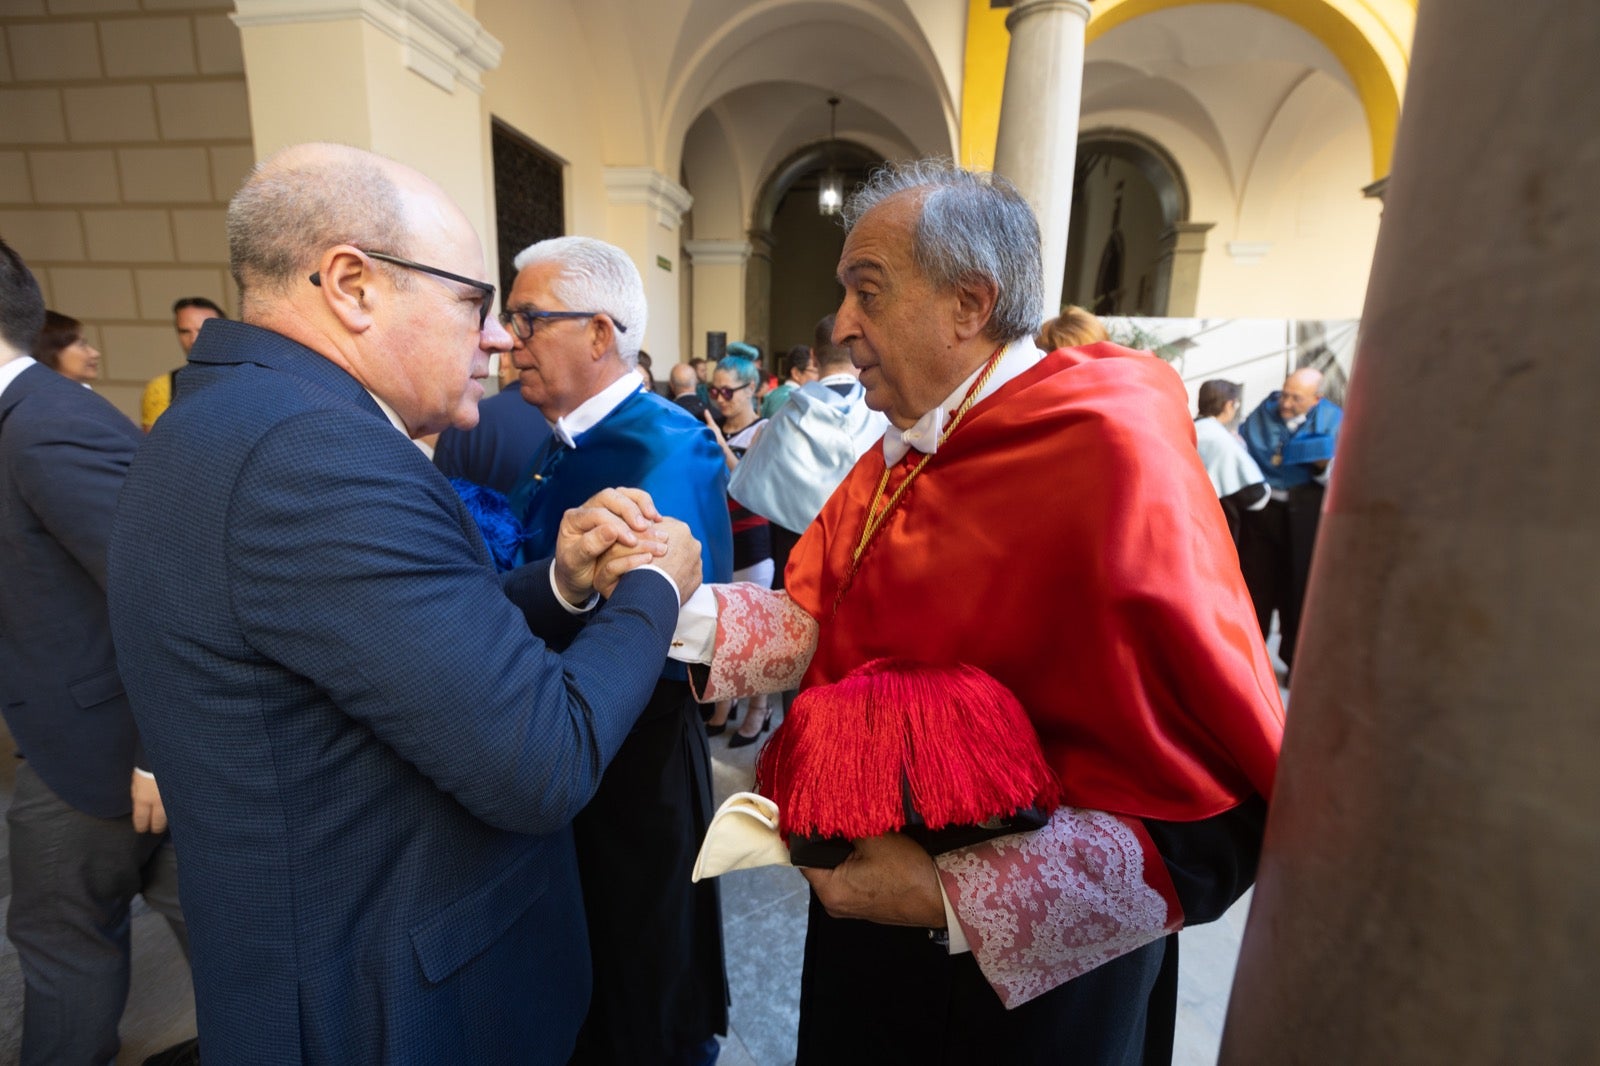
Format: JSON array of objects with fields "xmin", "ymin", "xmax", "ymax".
[
  {"xmin": 433, "ymin": 387, "xmax": 552, "ymax": 495},
  {"xmin": 1239, "ymin": 393, "xmax": 1343, "ymax": 490},
  {"xmin": 1236, "ymin": 393, "xmax": 1344, "ymax": 667},
  {"xmin": 509, "ymin": 386, "xmax": 734, "ymax": 1064}
]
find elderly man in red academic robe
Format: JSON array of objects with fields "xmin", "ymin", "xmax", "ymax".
[{"xmin": 660, "ymin": 160, "xmax": 1285, "ymax": 1065}]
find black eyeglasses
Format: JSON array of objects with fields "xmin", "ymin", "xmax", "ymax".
[
  {"xmin": 310, "ymin": 250, "xmax": 496, "ymax": 329},
  {"xmin": 708, "ymin": 383, "xmax": 753, "ymax": 401},
  {"xmin": 498, "ymin": 308, "xmax": 628, "ymax": 341}
]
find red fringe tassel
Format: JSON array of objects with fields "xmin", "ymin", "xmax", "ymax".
[{"xmin": 756, "ymin": 658, "xmax": 1062, "ymax": 842}]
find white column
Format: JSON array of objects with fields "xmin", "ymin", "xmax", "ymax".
[
  {"xmin": 992, "ymin": 0, "xmax": 1093, "ymax": 320},
  {"xmin": 684, "ymin": 239, "xmax": 751, "ymax": 361},
  {"xmin": 602, "ymin": 167, "xmax": 693, "ymax": 361}
]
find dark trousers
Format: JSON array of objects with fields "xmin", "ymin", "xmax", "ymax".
[
  {"xmin": 1238, "ymin": 484, "xmax": 1325, "ymax": 668},
  {"xmin": 569, "ymin": 683, "xmax": 727, "ymax": 1065},
  {"xmin": 796, "ymin": 892, "xmax": 1166, "ymax": 1065},
  {"xmin": 5, "ymin": 760, "xmax": 188, "ymax": 1066}
]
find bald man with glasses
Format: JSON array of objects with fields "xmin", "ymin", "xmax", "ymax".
[{"xmin": 107, "ymin": 144, "xmax": 703, "ymax": 1063}]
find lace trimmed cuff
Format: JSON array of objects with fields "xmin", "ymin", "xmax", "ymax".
[
  {"xmin": 934, "ymin": 807, "xmax": 1183, "ymax": 1009},
  {"xmin": 689, "ymin": 584, "xmax": 818, "ymax": 703}
]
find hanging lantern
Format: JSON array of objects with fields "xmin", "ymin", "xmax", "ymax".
[
  {"xmin": 818, "ymin": 97, "xmax": 842, "ymax": 216},
  {"xmin": 818, "ymin": 170, "xmax": 844, "ymax": 215}
]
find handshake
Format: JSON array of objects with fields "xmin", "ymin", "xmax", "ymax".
[{"xmin": 552, "ymin": 487, "xmax": 703, "ymax": 607}]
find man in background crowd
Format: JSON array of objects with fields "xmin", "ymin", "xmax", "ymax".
[
  {"xmin": 1194, "ymin": 378, "xmax": 1269, "ymax": 544},
  {"xmin": 759, "ymin": 343, "xmax": 818, "ymax": 418},
  {"xmin": 669, "ymin": 360, "xmax": 711, "ymax": 423},
  {"xmin": 729, "ymin": 313, "xmax": 886, "ymax": 581},
  {"xmin": 0, "ymin": 238, "xmax": 196, "ymax": 1066},
  {"xmin": 141, "ymin": 297, "xmax": 225, "ymax": 431},
  {"xmin": 1238, "ymin": 367, "xmax": 1342, "ymax": 671}
]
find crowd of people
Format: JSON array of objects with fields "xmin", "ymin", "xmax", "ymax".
[{"xmin": 0, "ymin": 145, "xmax": 1305, "ymax": 1066}]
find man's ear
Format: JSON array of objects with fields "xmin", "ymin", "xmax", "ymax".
[
  {"xmin": 588, "ymin": 314, "xmax": 617, "ymax": 361},
  {"xmin": 316, "ymin": 247, "xmax": 378, "ymax": 334},
  {"xmin": 952, "ymin": 274, "xmax": 999, "ymax": 342}
]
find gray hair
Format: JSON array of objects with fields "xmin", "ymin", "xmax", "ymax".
[
  {"xmin": 227, "ymin": 144, "xmax": 412, "ymax": 313},
  {"xmin": 842, "ymin": 159, "xmax": 1043, "ymax": 343},
  {"xmin": 512, "ymin": 236, "xmax": 648, "ymax": 365}
]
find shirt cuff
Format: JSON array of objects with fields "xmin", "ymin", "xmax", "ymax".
[
  {"xmin": 632, "ymin": 563, "xmax": 679, "ymax": 605},
  {"xmin": 547, "ymin": 561, "xmax": 599, "ymax": 614},
  {"xmin": 939, "ymin": 877, "xmax": 971, "ymax": 955},
  {"xmin": 134, "ymin": 767, "xmax": 155, "ymax": 780},
  {"xmin": 669, "ymin": 584, "xmax": 719, "ymax": 663}
]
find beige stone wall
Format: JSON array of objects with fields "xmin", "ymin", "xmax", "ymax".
[{"xmin": 0, "ymin": 0, "xmax": 251, "ymax": 421}]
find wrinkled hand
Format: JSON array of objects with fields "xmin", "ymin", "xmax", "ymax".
[
  {"xmin": 801, "ymin": 832, "xmax": 945, "ymax": 928},
  {"xmin": 553, "ymin": 488, "xmax": 664, "ymax": 605},
  {"xmin": 130, "ymin": 771, "xmax": 168, "ymax": 835},
  {"xmin": 595, "ymin": 516, "xmax": 702, "ymax": 603}
]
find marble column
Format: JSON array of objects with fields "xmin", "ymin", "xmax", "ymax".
[
  {"xmin": 992, "ymin": 0, "xmax": 1093, "ymax": 319},
  {"xmin": 1221, "ymin": 1, "xmax": 1600, "ymax": 1061}
]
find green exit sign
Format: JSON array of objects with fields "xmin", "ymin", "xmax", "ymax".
[{"xmin": 656, "ymin": 256, "xmax": 672, "ymax": 272}]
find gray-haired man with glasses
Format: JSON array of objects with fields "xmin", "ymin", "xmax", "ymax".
[
  {"xmin": 106, "ymin": 143, "xmax": 703, "ymax": 1063},
  {"xmin": 502, "ymin": 235, "xmax": 734, "ymax": 1066}
]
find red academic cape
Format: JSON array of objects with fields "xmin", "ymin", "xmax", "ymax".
[{"xmin": 784, "ymin": 342, "xmax": 1285, "ymax": 823}]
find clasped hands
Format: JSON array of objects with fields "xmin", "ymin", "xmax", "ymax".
[{"xmin": 552, "ymin": 487, "xmax": 702, "ymax": 606}]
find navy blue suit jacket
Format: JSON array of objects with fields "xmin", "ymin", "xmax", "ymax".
[
  {"xmin": 107, "ymin": 321, "xmax": 680, "ymax": 1064},
  {"xmin": 432, "ymin": 386, "xmax": 552, "ymax": 495},
  {"xmin": 0, "ymin": 364, "xmax": 145, "ymax": 818}
]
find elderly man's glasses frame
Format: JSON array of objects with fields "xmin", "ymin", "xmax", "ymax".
[
  {"xmin": 498, "ymin": 308, "xmax": 629, "ymax": 341},
  {"xmin": 309, "ymin": 250, "xmax": 496, "ymax": 329}
]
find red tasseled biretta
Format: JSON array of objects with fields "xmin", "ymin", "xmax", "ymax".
[{"xmin": 755, "ymin": 658, "xmax": 1061, "ymax": 843}]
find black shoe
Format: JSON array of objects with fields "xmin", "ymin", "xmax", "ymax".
[
  {"xmin": 727, "ymin": 708, "xmax": 773, "ymax": 748},
  {"xmin": 705, "ymin": 721, "xmax": 727, "ymax": 737},
  {"xmin": 144, "ymin": 1037, "xmax": 200, "ymax": 1066}
]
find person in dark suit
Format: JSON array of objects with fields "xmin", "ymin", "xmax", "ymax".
[
  {"xmin": 105, "ymin": 143, "xmax": 703, "ymax": 1064},
  {"xmin": 432, "ymin": 385, "xmax": 553, "ymax": 494},
  {"xmin": 669, "ymin": 360, "xmax": 712, "ymax": 423},
  {"xmin": 0, "ymin": 240, "xmax": 195, "ymax": 1065}
]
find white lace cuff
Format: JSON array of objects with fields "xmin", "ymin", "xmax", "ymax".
[
  {"xmin": 934, "ymin": 807, "xmax": 1182, "ymax": 1009},
  {"xmin": 687, "ymin": 584, "xmax": 818, "ymax": 703}
]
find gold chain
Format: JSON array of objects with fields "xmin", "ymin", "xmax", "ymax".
[{"xmin": 835, "ymin": 345, "xmax": 1007, "ymax": 610}]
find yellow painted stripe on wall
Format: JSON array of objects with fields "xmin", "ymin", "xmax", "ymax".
[{"xmin": 960, "ymin": 0, "xmax": 1410, "ymax": 179}]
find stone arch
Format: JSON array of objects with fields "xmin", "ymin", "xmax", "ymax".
[
  {"xmin": 744, "ymin": 138, "xmax": 884, "ymax": 358},
  {"xmin": 1087, "ymin": 0, "xmax": 1410, "ymax": 178},
  {"xmin": 1068, "ymin": 127, "xmax": 1208, "ymax": 316}
]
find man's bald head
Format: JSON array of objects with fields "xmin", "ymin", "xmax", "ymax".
[
  {"xmin": 668, "ymin": 361, "xmax": 698, "ymax": 396},
  {"xmin": 1278, "ymin": 367, "xmax": 1324, "ymax": 420},
  {"xmin": 227, "ymin": 143, "xmax": 425, "ymax": 317},
  {"xmin": 222, "ymin": 142, "xmax": 508, "ymax": 438}
]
